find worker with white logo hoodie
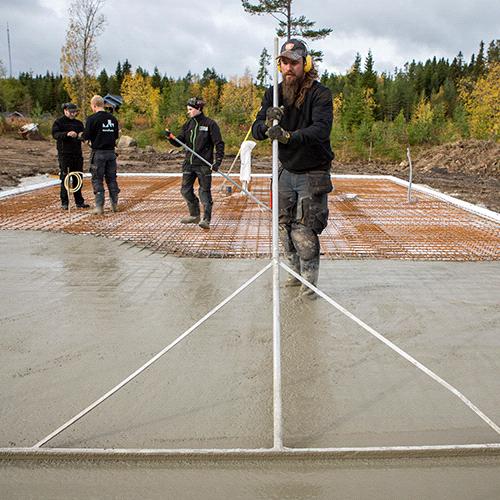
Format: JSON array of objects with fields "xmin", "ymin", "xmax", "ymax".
[{"xmin": 80, "ymin": 95, "xmax": 120, "ymax": 215}]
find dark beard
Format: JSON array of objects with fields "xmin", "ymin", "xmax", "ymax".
[{"xmin": 282, "ymin": 75, "xmax": 303, "ymax": 107}]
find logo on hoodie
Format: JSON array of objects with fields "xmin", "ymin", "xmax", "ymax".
[{"xmin": 102, "ymin": 119, "xmax": 115, "ymax": 132}]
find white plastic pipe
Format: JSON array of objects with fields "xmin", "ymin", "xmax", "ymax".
[
  {"xmin": 3, "ymin": 443, "xmax": 500, "ymax": 460},
  {"xmin": 271, "ymin": 37, "xmax": 283, "ymax": 450}
]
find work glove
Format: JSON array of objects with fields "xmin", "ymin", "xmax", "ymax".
[
  {"xmin": 211, "ymin": 162, "xmax": 221, "ymax": 172},
  {"xmin": 265, "ymin": 106, "xmax": 285, "ymax": 128},
  {"xmin": 164, "ymin": 129, "xmax": 173, "ymax": 138},
  {"xmin": 267, "ymin": 125, "xmax": 291, "ymax": 144}
]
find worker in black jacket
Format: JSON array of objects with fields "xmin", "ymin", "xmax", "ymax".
[
  {"xmin": 51, "ymin": 103, "xmax": 89, "ymax": 209},
  {"xmin": 166, "ymin": 97, "xmax": 224, "ymax": 230},
  {"xmin": 252, "ymin": 39, "xmax": 334, "ymax": 298},
  {"xmin": 80, "ymin": 95, "xmax": 120, "ymax": 215}
]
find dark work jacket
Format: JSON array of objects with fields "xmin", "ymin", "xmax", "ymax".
[
  {"xmin": 52, "ymin": 115, "xmax": 84, "ymax": 157},
  {"xmin": 252, "ymin": 80, "xmax": 334, "ymax": 173},
  {"xmin": 82, "ymin": 110, "xmax": 119, "ymax": 150},
  {"xmin": 169, "ymin": 113, "xmax": 224, "ymax": 168}
]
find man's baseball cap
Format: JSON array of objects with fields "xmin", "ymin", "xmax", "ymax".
[
  {"xmin": 279, "ymin": 39, "xmax": 308, "ymax": 60},
  {"xmin": 62, "ymin": 102, "xmax": 78, "ymax": 111}
]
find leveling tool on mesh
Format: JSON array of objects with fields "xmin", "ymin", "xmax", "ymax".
[{"xmin": 164, "ymin": 130, "xmax": 270, "ymax": 212}]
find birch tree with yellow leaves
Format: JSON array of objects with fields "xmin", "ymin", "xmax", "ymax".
[
  {"xmin": 459, "ymin": 62, "xmax": 499, "ymax": 140},
  {"xmin": 121, "ymin": 72, "xmax": 160, "ymax": 125},
  {"xmin": 60, "ymin": 0, "xmax": 106, "ymax": 117}
]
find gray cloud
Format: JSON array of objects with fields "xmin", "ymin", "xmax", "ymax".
[{"xmin": 0, "ymin": 0, "xmax": 498, "ymax": 79}]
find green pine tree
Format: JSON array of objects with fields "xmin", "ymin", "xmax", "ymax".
[
  {"xmin": 242, "ymin": 0, "xmax": 332, "ymax": 61},
  {"xmin": 256, "ymin": 47, "xmax": 271, "ymax": 88},
  {"xmin": 97, "ymin": 69, "xmax": 109, "ymax": 95}
]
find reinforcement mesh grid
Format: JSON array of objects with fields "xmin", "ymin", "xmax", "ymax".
[{"xmin": 0, "ymin": 176, "xmax": 498, "ymax": 260}]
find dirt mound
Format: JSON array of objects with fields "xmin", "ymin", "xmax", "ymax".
[{"xmin": 412, "ymin": 140, "xmax": 499, "ymax": 177}]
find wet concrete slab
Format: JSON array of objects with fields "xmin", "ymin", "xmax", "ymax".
[{"xmin": 1, "ymin": 230, "xmax": 499, "ymax": 497}]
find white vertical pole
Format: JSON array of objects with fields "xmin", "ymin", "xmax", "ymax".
[
  {"xmin": 272, "ymin": 37, "xmax": 283, "ymax": 450},
  {"xmin": 7, "ymin": 23, "xmax": 13, "ymax": 78}
]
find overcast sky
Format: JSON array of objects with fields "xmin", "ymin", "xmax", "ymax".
[{"xmin": 1, "ymin": 0, "xmax": 499, "ymax": 79}]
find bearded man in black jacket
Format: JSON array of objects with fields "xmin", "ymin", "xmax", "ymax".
[
  {"xmin": 166, "ymin": 97, "xmax": 224, "ymax": 230},
  {"xmin": 252, "ymin": 39, "xmax": 334, "ymax": 298},
  {"xmin": 51, "ymin": 103, "xmax": 89, "ymax": 209}
]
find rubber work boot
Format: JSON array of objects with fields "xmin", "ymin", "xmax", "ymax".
[
  {"xmin": 111, "ymin": 196, "xmax": 119, "ymax": 212},
  {"xmin": 181, "ymin": 201, "xmax": 200, "ymax": 223},
  {"xmin": 181, "ymin": 215, "xmax": 200, "ymax": 224},
  {"xmin": 300, "ymin": 257, "xmax": 319, "ymax": 299},
  {"xmin": 92, "ymin": 192, "xmax": 104, "ymax": 215},
  {"xmin": 76, "ymin": 203, "xmax": 90, "ymax": 209},
  {"xmin": 198, "ymin": 219, "xmax": 210, "ymax": 230},
  {"xmin": 61, "ymin": 203, "xmax": 69, "ymax": 210},
  {"xmin": 284, "ymin": 254, "xmax": 301, "ymax": 287}
]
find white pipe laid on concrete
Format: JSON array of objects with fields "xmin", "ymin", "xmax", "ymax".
[
  {"xmin": 280, "ymin": 261, "xmax": 500, "ymax": 436},
  {"xmin": 3, "ymin": 443, "xmax": 500, "ymax": 461},
  {"xmin": 385, "ymin": 174, "xmax": 500, "ymax": 223},
  {"xmin": 33, "ymin": 262, "xmax": 273, "ymax": 449},
  {"xmin": 271, "ymin": 37, "xmax": 283, "ymax": 450}
]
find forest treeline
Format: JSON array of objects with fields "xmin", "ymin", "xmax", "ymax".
[{"xmin": 0, "ymin": 39, "xmax": 498, "ymax": 159}]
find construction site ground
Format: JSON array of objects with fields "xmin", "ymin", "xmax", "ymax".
[
  {"xmin": 0, "ymin": 135, "xmax": 499, "ymax": 212},
  {"xmin": 1, "ymin": 135, "xmax": 499, "ymax": 499}
]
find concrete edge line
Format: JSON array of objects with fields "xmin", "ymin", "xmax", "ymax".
[
  {"xmin": 385, "ymin": 174, "xmax": 500, "ymax": 222},
  {"xmin": 1, "ymin": 444, "xmax": 500, "ymax": 461},
  {"xmin": 0, "ymin": 178, "xmax": 61, "ymax": 198}
]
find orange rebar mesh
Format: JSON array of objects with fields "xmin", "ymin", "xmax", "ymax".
[{"xmin": 0, "ymin": 176, "xmax": 498, "ymax": 260}]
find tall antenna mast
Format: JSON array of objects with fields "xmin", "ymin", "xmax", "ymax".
[{"xmin": 7, "ymin": 22, "xmax": 13, "ymax": 77}]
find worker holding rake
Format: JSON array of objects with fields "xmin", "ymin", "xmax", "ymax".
[{"xmin": 166, "ymin": 97, "xmax": 225, "ymax": 230}]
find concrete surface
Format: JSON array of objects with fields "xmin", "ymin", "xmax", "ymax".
[{"xmin": 1, "ymin": 230, "xmax": 499, "ymax": 498}]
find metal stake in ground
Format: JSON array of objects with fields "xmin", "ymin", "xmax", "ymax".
[
  {"xmin": 165, "ymin": 132, "xmax": 271, "ymax": 213},
  {"xmin": 407, "ymin": 146, "xmax": 414, "ymax": 203}
]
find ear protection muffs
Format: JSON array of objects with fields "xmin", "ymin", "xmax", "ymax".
[
  {"xmin": 304, "ymin": 55, "xmax": 313, "ymax": 73},
  {"xmin": 277, "ymin": 55, "xmax": 313, "ymax": 73}
]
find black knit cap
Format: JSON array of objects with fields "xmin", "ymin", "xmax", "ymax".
[
  {"xmin": 62, "ymin": 102, "xmax": 78, "ymax": 111},
  {"xmin": 186, "ymin": 97, "xmax": 205, "ymax": 110}
]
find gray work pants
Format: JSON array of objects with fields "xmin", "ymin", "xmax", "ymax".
[
  {"xmin": 90, "ymin": 150, "xmax": 120, "ymax": 205},
  {"xmin": 278, "ymin": 168, "xmax": 332, "ymax": 264}
]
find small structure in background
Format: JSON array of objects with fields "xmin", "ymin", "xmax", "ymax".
[
  {"xmin": 19, "ymin": 122, "xmax": 44, "ymax": 140},
  {"xmin": 103, "ymin": 94, "xmax": 123, "ymax": 113},
  {"xmin": 3, "ymin": 111, "xmax": 24, "ymax": 119}
]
